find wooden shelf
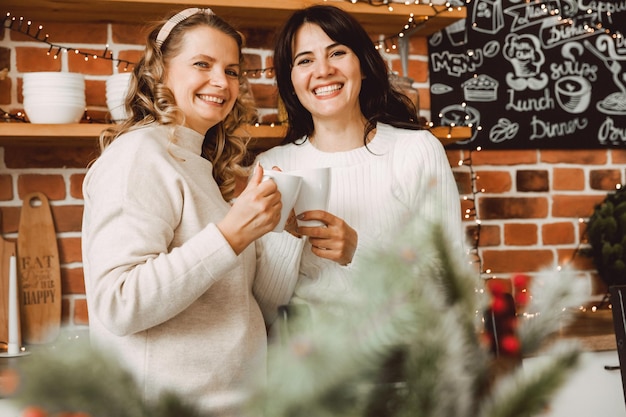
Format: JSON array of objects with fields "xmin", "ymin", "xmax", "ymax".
[
  {"xmin": 0, "ymin": 123, "xmax": 471, "ymax": 148},
  {"xmin": 3, "ymin": 0, "xmax": 466, "ymax": 37}
]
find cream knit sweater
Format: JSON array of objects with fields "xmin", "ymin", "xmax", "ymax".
[
  {"xmin": 82, "ymin": 124, "xmax": 303, "ymax": 415},
  {"xmin": 255, "ymin": 123, "xmax": 464, "ymax": 312}
]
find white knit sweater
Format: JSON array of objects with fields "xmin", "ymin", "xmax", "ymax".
[
  {"xmin": 255, "ymin": 123, "xmax": 464, "ymax": 311},
  {"xmin": 82, "ymin": 124, "xmax": 303, "ymax": 415}
]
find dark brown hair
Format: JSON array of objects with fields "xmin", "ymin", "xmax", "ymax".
[{"xmin": 273, "ymin": 5, "xmax": 421, "ymax": 145}]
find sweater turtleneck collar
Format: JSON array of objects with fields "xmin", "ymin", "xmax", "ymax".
[
  {"xmin": 172, "ymin": 125, "xmax": 206, "ymax": 156},
  {"xmin": 297, "ymin": 123, "xmax": 393, "ymax": 165}
]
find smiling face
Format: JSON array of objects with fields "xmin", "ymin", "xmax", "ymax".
[
  {"xmin": 290, "ymin": 23, "xmax": 363, "ymax": 123},
  {"xmin": 164, "ymin": 25, "xmax": 240, "ymax": 134}
]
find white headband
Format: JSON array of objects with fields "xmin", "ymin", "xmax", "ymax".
[{"xmin": 156, "ymin": 8, "xmax": 214, "ymax": 49}]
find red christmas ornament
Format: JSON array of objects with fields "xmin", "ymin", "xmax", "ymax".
[
  {"xmin": 512, "ymin": 273, "xmax": 529, "ymax": 289},
  {"xmin": 500, "ymin": 335, "xmax": 521, "ymax": 355}
]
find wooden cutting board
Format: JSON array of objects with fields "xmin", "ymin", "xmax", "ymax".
[
  {"xmin": 17, "ymin": 192, "xmax": 61, "ymax": 344},
  {"xmin": 0, "ymin": 212, "xmax": 17, "ymax": 348}
]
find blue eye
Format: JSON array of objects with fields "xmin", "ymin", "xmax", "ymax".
[{"xmin": 226, "ymin": 69, "xmax": 239, "ymax": 77}]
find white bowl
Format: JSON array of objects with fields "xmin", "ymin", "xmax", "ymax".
[
  {"xmin": 106, "ymin": 73, "xmax": 132, "ymax": 122},
  {"xmin": 23, "ymin": 79, "xmax": 85, "ymax": 87},
  {"xmin": 23, "ymin": 91, "xmax": 86, "ymax": 100},
  {"xmin": 24, "ymin": 102, "xmax": 85, "ymax": 124},
  {"xmin": 108, "ymin": 104, "xmax": 127, "ymax": 122},
  {"xmin": 24, "ymin": 97, "xmax": 86, "ymax": 107},
  {"xmin": 23, "ymin": 72, "xmax": 85, "ymax": 82}
]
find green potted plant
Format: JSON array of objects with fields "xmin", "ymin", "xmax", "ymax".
[{"xmin": 585, "ymin": 186, "xmax": 626, "ymax": 287}]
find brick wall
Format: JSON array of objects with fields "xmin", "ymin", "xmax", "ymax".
[{"xmin": 0, "ymin": 18, "xmax": 619, "ymax": 334}]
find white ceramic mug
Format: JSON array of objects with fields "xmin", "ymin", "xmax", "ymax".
[
  {"xmin": 290, "ymin": 167, "xmax": 331, "ymax": 227},
  {"xmin": 262, "ymin": 170, "xmax": 303, "ymax": 232}
]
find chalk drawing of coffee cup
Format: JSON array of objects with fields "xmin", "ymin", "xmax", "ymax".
[
  {"xmin": 445, "ymin": 19, "xmax": 467, "ymax": 46},
  {"xmin": 439, "ymin": 104, "xmax": 480, "ymax": 144},
  {"xmin": 555, "ymin": 76, "xmax": 591, "ymax": 114}
]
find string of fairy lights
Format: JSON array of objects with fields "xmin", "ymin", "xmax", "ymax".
[
  {"xmin": 4, "ymin": 1, "xmax": 618, "ymax": 306},
  {"xmin": 1, "ymin": 1, "xmax": 462, "ymax": 77},
  {"xmin": 428, "ymin": 2, "xmax": 623, "ymax": 285}
]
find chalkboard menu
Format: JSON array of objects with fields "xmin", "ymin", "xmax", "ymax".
[{"xmin": 428, "ymin": 0, "xmax": 626, "ymax": 149}]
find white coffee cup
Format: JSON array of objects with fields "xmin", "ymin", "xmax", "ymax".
[
  {"xmin": 290, "ymin": 167, "xmax": 331, "ymax": 227},
  {"xmin": 262, "ymin": 170, "xmax": 303, "ymax": 232}
]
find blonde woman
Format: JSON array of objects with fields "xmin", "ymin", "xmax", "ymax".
[{"xmin": 81, "ymin": 8, "xmax": 303, "ymax": 415}]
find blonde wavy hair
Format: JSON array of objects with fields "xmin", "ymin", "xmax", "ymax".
[{"xmin": 98, "ymin": 11, "xmax": 256, "ymax": 201}]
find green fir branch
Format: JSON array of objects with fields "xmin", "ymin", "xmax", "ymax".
[
  {"xmin": 518, "ymin": 267, "xmax": 589, "ymax": 355},
  {"xmin": 12, "ymin": 337, "xmax": 202, "ymax": 417},
  {"xmin": 477, "ymin": 342, "xmax": 581, "ymax": 417}
]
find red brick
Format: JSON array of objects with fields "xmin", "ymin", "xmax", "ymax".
[
  {"xmin": 70, "ymin": 173, "xmax": 85, "ymax": 199},
  {"xmin": 454, "ymin": 171, "xmax": 472, "ymax": 195},
  {"xmin": 579, "ymin": 221, "xmax": 589, "ymax": 244},
  {"xmin": 483, "ymin": 249, "xmax": 554, "ymax": 273},
  {"xmin": 552, "ymin": 195, "xmax": 606, "ymax": 218},
  {"xmin": 68, "ymin": 48, "xmax": 114, "ymax": 75},
  {"xmin": 504, "ymin": 223, "xmax": 538, "ymax": 245},
  {"xmin": 117, "ymin": 50, "xmax": 143, "ymax": 69},
  {"xmin": 517, "ymin": 170, "xmax": 549, "ymax": 192},
  {"xmin": 85, "ymin": 109, "xmax": 110, "ymax": 124},
  {"xmin": 260, "ymin": 113, "xmax": 279, "ymax": 124},
  {"xmin": 471, "ymin": 149, "xmax": 538, "ymax": 165},
  {"xmin": 16, "ymin": 47, "xmax": 62, "ymax": 72},
  {"xmin": 0, "ymin": 207, "xmax": 20, "ymax": 234},
  {"xmin": 50, "ymin": 205, "xmax": 84, "ymax": 233},
  {"xmin": 479, "ymin": 197, "xmax": 548, "ymax": 219},
  {"xmin": 391, "ymin": 59, "xmax": 428, "ymax": 83},
  {"xmin": 264, "ymin": 56, "xmax": 275, "ymax": 80},
  {"xmin": 0, "ymin": 77, "xmax": 10, "ymax": 105},
  {"xmin": 9, "ymin": 21, "xmax": 46, "ymax": 42},
  {"xmin": 541, "ymin": 149, "xmax": 607, "ymax": 165},
  {"xmin": 473, "ymin": 224, "xmax": 500, "ymax": 247},
  {"xmin": 16, "ymin": 77, "xmax": 23, "ymax": 103},
  {"xmin": 611, "ymin": 149, "xmax": 626, "ymax": 164},
  {"xmin": 446, "ymin": 149, "xmax": 462, "ymax": 166},
  {"xmin": 86, "ymin": 79, "xmax": 106, "ymax": 107},
  {"xmin": 409, "ymin": 36, "xmax": 428, "ymax": 56},
  {"xmin": 243, "ymin": 53, "xmax": 263, "ymax": 80},
  {"xmin": 17, "ymin": 174, "xmax": 66, "ymax": 200},
  {"xmin": 553, "ymin": 168, "xmax": 584, "ymax": 191},
  {"xmin": 61, "ymin": 298, "xmax": 70, "ymax": 325},
  {"xmin": 476, "ymin": 170, "xmax": 511, "ymax": 193},
  {"xmin": 589, "ymin": 169, "xmax": 622, "ymax": 190},
  {"xmin": 557, "ymin": 248, "xmax": 596, "ymax": 273},
  {"xmin": 61, "ymin": 266, "xmax": 85, "ymax": 294},
  {"xmin": 58, "ymin": 237, "xmax": 82, "ymax": 264},
  {"xmin": 417, "ymin": 87, "xmax": 430, "ymax": 111},
  {"xmin": 542, "ymin": 222, "xmax": 575, "ymax": 245},
  {"xmin": 461, "ymin": 198, "xmax": 475, "ymax": 221},
  {"xmin": 0, "ymin": 175, "xmax": 13, "ymax": 200},
  {"xmin": 250, "ymin": 83, "xmax": 278, "ymax": 108},
  {"xmin": 73, "ymin": 297, "xmax": 90, "ymax": 325},
  {"xmin": 42, "ymin": 22, "xmax": 107, "ymax": 44}
]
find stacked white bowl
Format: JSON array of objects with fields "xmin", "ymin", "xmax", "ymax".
[
  {"xmin": 106, "ymin": 72, "xmax": 132, "ymax": 122},
  {"xmin": 22, "ymin": 72, "xmax": 85, "ymax": 124}
]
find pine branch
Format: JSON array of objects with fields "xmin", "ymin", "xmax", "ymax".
[
  {"xmin": 12, "ymin": 337, "xmax": 203, "ymax": 417},
  {"xmin": 476, "ymin": 342, "xmax": 581, "ymax": 417},
  {"xmin": 518, "ymin": 267, "xmax": 590, "ymax": 355}
]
